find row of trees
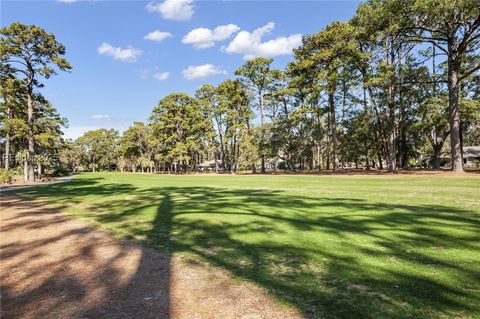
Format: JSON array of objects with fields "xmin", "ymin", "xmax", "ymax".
[
  {"xmin": 70, "ymin": 0, "xmax": 479, "ymax": 174},
  {"xmin": 1, "ymin": 0, "xmax": 479, "ymax": 179}
]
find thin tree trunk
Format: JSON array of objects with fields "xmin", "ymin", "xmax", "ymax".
[
  {"xmin": 215, "ymin": 118, "xmax": 226, "ymax": 172},
  {"xmin": 386, "ymin": 38, "xmax": 396, "ymax": 173},
  {"xmin": 27, "ymin": 91, "xmax": 35, "ymax": 182},
  {"xmin": 246, "ymin": 119, "xmax": 257, "ymax": 173},
  {"xmin": 362, "ymin": 79, "xmax": 370, "ymax": 171},
  {"xmin": 387, "ymin": 105, "xmax": 396, "ymax": 172},
  {"xmin": 5, "ymin": 130, "xmax": 10, "ymax": 170},
  {"xmin": 4, "ymin": 105, "xmax": 11, "ymax": 170},
  {"xmin": 329, "ymin": 91, "xmax": 339, "ymax": 173},
  {"xmin": 259, "ymin": 91, "xmax": 266, "ymax": 173},
  {"xmin": 24, "ymin": 158, "xmax": 28, "ymax": 183},
  {"xmin": 365, "ymin": 147, "xmax": 370, "ymax": 170},
  {"xmin": 316, "ymin": 143, "xmax": 321, "ymax": 171},
  {"xmin": 326, "ymin": 110, "xmax": 331, "ymax": 171},
  {"xmin": 378, "ymin": 151, "xmax": 383, "ymax": 170},
  {"xmin": 460, "ymin": 122, "xmax": 464, "ymax": 165}
]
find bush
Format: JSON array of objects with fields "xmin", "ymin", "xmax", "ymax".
[
  {"xmin": 50, "ymin": 165, "xmax": 71, "ymax": 177},
  {"xmin": 0, "ymin": 169, "xmax": 15, "ymax": 184},
  {"xmin": 277, "ymin": 161, "xmax": 287, "ymax": 170}
]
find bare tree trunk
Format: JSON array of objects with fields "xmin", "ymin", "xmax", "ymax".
[
  {"xmin": 433, "ymin": 146, "xmax": 442, "ymax": 170},
  {"xmin": 27, "ymin": 91, "xmax": 35, "ymax": 182},
  {"xmin": 24, "ymin": 158, "xmax": 28, "ymax": 183},
  {"xmin": 378, "ymin": 151, "xmax": 383, "ymax": 170},
  {"xmin": 330, "ymin": 91, "xmax": 339, "ymax": 173},
  {"xmin": 5, "ymin": 130, "xmax": 10, "ymax": 170},
  {"xmin": 4, "ymin": 105, "xmax": 11, "ymax": 170},
  {"xmin": 365, "ymin": 147, "xmax": 370, "ymax": 170},
  {"xmin": 246, "ymin": 120, "xmax": 257, "ymax": 174},
  {"xmin": 460, "ymin": 121, "xmax": 464, "ymax": 166},
  {"xmin": 259, "ymin": 92, "xmax": 266, "ymax": 173},
  {"xmin": 37, "ymin": 162, "xmax": 42, "ymax": 179},
  {"xmin": 215, "ymin": 118, "xmax": 226, "ymax": 173},
  {"xmin": 326, "ymin": 110, "xmax": 331, "ymax": 171},
  {"xmin": 387, "ymin": 106, "xmax": 396, "ymax": 172},
  {"xmin": 386, "ymin": 38, "xmax": 396, "ymax": 173},
  {"xmin": 362, "ymin": 79, "xmax": 370, "ymax": 171},
  {"xmin": 448, "ymin": 56, "xmax": 463, "ymax": 172},
  {"xmin": 232, "ymin": 136, "xmax": 239, "ymax": 173},
  {"xmin": 316, "ymin": 143, "xmax": 321, "ymax": 171}
]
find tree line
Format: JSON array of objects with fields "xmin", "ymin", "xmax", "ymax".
[{"xmin": 1, "ymin": 0, "xmax": 479, "ymax": 180}]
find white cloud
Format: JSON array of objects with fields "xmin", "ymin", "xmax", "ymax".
[
  {"xmin": 91, "ymin": 114, "xmax": 111, "ymax": 120},
  {"xmin": 139, "ymin": 69, "xmax": 171, "ymax": 80},
  {"xmin": 153, "ymin": 72, "xmax": 170, "ymax": 80},
  {"xmin": 144, "ymin": 30, "xmax": 172, "ymax": 42},
  {"xmin": 182, "ymin": 24, "xmax": 240, "ymax": 49},
  {"xmin": 57, "ymin": 0, "xmax": 77, "ymax": 3},
  {"xmin": 145, "ymin": 0, "xmax": 194, "ymax": 21},
  {"xmin": 97, "ymin": 43, "xmax": 142, "ymax": 62},
  {"xmin": 182, "ymin": 64, "xmax": 227, "ymax": 80},
  {"xmin": 223, "ymin": 22, "xmax": 302, "ymax": 59}
]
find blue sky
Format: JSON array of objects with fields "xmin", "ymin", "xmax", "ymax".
[{"xmin": 2, "ymin": 0, "xmax": 360, "ymax": 139}]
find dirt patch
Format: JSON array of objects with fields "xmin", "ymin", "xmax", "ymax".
[{"xmin": 0, "ymin": 195, "xmax": 303, "ymax": 319}]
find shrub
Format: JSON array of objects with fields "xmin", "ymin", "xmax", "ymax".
[
  {"xmin": 50, "ymin": 165, "xmax": 71, "ymax": 177},
  {"xmin": 0, "ymin": 169, "xmax": 15, "ymax": 184}
]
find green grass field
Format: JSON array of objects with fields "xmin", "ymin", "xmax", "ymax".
[{"xmin": 18, "ymin": 173, "xmax": 480, "ymax": 318}]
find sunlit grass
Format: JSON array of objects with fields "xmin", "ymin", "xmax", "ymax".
[{"xmin": 18, "ymin": 172, "xmax": 480, "ymax": 318}]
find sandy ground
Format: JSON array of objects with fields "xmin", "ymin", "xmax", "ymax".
[
  {"xmin": 0, "ymin": 195, "xmax": 303, "ymax": 319},
  {"xmin": 0, "ymin": 176, "xmax": 75, "ymax": 192}
]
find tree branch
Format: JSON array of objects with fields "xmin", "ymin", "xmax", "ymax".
[
  {"xmin": 459, "ymin": 63, "xmax": 480, "ymax": 81},
  {"xmin": 403, "ymin": 37, "xmax": 449, "ymax": 55}
]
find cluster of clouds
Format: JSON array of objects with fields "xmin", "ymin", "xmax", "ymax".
[
  {"xmin": 182, "ymin": 64, "xmax": 227, "ymax": 80},
  {"xmin": 180, "ymin": 22, "xmax": 301, "ymax": 59},
  {"xmin": 97, "ymin": 43, "xmax": 142, "ymax": 63},
  {"xmin": 223, "ymin": 22, "xmax": 302, "ymax": 60},
  {"xmin": 139, "ymin": 64, "xmax": 225, "ymax": 81},
  {"xmin": 139, "ymin": 69, "xmax": 171, "ymax": 81},
  {"xmin": 80, "ymin": 0, "xmax": 302, "ymax": 80},
  {"xmin": 182, "ymin": 24, "xmax": 240, "ymax": 49}
]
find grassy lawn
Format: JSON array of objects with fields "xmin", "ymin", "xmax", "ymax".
[{"xmin": 17, "ymin": 172, "xmax": 480, "ymax": 318}]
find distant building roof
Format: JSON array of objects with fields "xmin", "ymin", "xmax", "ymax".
[
  {"xmin": 199, "ymin": 160, "xmax": 221, "ymax": 167},
  {"xmin": 464, "ymin": 146, "xmax": 480, "ymax": 158},
  {"xmin": 440, "ymin": 146, "xmax": 480, "ymax": 159}
]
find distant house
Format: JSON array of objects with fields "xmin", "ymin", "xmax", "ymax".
[
  {"xmin": 198, "ymin": 159, "xmax": 222, "ymax": 172},
  {"xmin": 463, "ymin": 146, "xmax": 480, "ymax": 167},
  {"xmin": 439, "ymin": 146, "xmax": 480, "ymax": 168}
]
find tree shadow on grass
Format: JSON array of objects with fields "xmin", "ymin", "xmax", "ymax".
[
  {"xmin": 1, "ymin": 185, "xmax": 172, "ymax": 319},
  {"xmin": 5, "ymin": 176, "xmax": 480, "ymax": 318}
]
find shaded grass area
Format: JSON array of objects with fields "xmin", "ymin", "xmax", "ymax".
[{"xmin": 17, "ymin": 173, "xmax": 480, "ymax": 318}]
